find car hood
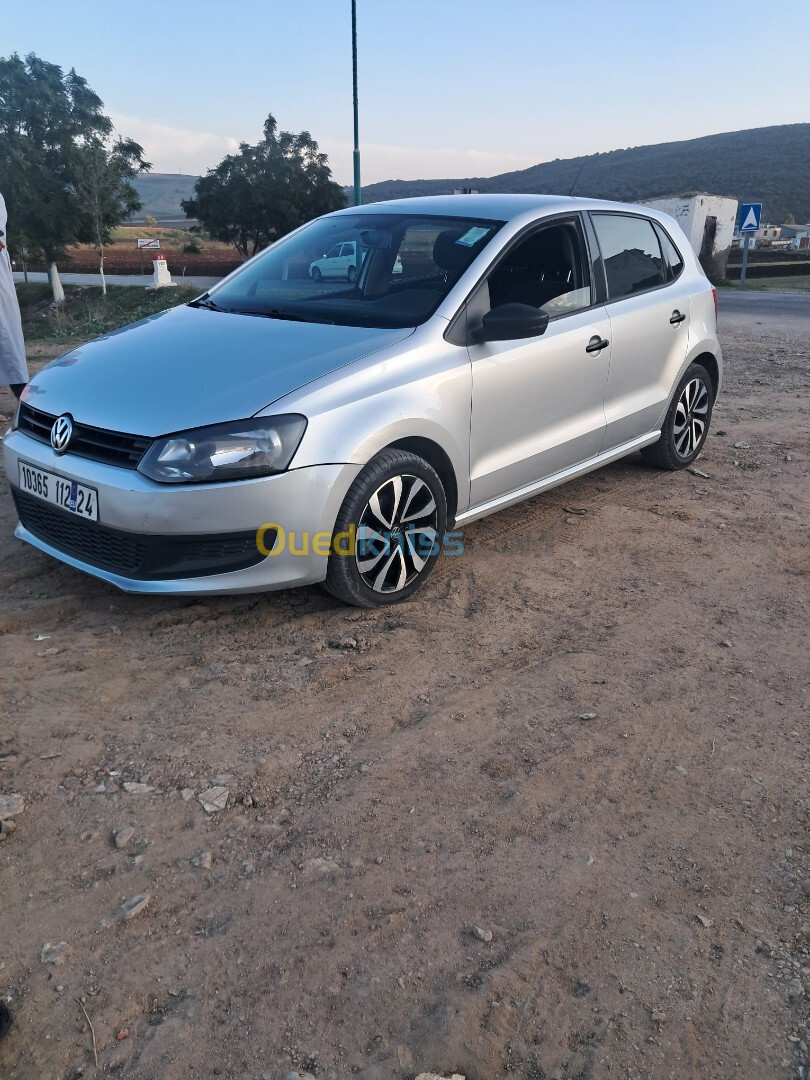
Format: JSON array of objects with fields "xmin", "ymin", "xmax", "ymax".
[{"xmin": 23, "ymin": 304, "xmax": 413, "ymax": 436}]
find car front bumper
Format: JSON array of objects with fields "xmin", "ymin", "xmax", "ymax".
[{"xmin": 2, "ymin": 428, "xmax": 361, "ymax": 595}]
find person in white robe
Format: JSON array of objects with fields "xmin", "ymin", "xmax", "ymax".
[{"xmin": 0, "ymin": 191, "xmax": 28, "ymax": 398}]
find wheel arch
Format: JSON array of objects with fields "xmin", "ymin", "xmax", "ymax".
[
  {"xmin": 690, "ymin": 351, "xmax": 720, "ymax": 400},
  {"xmin": 384, "ymin": 435, "xmax": 459, "ymax": 524}
]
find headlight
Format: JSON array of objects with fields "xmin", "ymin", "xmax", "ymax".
[{"xmin": 138, "ymin": 415, "xmax": 307, "ymax": 484}]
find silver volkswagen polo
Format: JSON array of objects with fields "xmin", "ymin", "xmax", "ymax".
[{"xmin": 3, "ymin": 194, "xmax": 721, "ymax": 606}]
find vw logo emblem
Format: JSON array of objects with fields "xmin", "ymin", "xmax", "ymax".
[{"xmin": 50, "ymin": 414, "xmax": 73, "ymax": 454}]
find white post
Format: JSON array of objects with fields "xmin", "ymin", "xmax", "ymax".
[
  {"xmin": 48, "ymin": 262, "xmax": 65, "ymax": 305},
  {"xmin": 149, "ymin": 255, "xmax": 176, "ymax": 290}
]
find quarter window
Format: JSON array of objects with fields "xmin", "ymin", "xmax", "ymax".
[
  {"xmin": 591, "ymin": 214, "xmax": 666, "ymax": 300},
  {"xmin": 655, "ymin": 225, "xmax": 684, "ymax": 280}
]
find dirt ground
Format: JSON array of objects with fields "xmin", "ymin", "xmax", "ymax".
[{"xmin": 0, "ymin": 311, "xmax": 808, "ymax": 1080}]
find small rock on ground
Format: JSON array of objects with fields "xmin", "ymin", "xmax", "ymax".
[
  {"xmin": 123, "ymin": 782, "xmax": 153, "ymax": 794},
  {"xmin": 301, "ymin": 856, "xmax": 340, "ymax": 875},
  {"xmin": 120, "ymin": 893, "xmax": 151, "ymax": 920},
  {"xmin": 192, "ymin": 850, "xmax": 212, "ymax": 870},
  {"xmin": 0, "ymin": 794, "xmax": 25, "ymax": 818},
  {"xmin": 40, "ymin": 941, "xmax": 68, "ymax": 965},
  {"xmin": 415, "ymin": 1073, "xmax": 466, "ymax": 1080},
  {"xmin": 114, "ymin": 827, "xmax": 135, "ymax": 849},
  {"xmin": 198, "ymin": 786, "xmax": 229, "ymax": 813}
]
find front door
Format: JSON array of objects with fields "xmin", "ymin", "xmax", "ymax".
[{"xmin": 469, "ymin": 217, "xmax": 610, "ymax": 507}]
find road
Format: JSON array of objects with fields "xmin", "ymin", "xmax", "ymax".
[
  {"xmin": 717, "ymin": 287, "xmax": 810, "ymax": 329},
  {"xmin": 13, "ymin": 271, "xmax": 221, "ymax": 290}
]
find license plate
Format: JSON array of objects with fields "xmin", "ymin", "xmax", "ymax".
[{"xmin": 18, "ymin": 461, "xmax": 99, "ymax": 522}]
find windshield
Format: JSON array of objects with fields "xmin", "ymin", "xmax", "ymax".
[{"xmin": 198, "ymin": 213, "xmax": 503, "ymax": 329}]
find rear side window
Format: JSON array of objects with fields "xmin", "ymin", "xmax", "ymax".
[
  {"xmin": 591, "ymin": 213, "xmax": 666, "ymax": 300},
  {"xmin": 654, "ymin": 224, "xmax": 685, "ymax": 280}
]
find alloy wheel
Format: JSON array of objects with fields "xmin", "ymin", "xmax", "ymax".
[
  {"xmin": 673, "ymin": 378, "xmax": 709, "ymax": 458},
  {"xmin": 355, "ymin": 474, "xmax": 439, "ymax": 594}
]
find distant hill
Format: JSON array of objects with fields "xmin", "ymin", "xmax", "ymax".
[
  {"xmin": 130, "ymin": 173, "xmax": 199, "ymax": 224},
  {"xmin": 360, "ymin": 124, "xmax": 810, "ymax": 224}
]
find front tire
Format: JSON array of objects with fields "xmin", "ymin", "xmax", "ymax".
[
  {"xmin": 642, "ymin": 363, "xmax": 714, "ymax": 470},
  {"xmin": 325, "ymin": 449, "xmax": 447, "ymax": 607},
  {"xmin": 311, "ymin": 266, "xmax": 322, "ymax": 282}
]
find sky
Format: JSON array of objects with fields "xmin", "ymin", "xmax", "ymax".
[{"xmin": 4, "ymin": 0, "xmax": 809, "ymax": 186}]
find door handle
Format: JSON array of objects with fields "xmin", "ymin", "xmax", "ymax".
[
  {"xmin": 670, "ymin": 310, "xmax": 686, "ymax": 325},
  {"xmin": 585, "ymin": 336, "xmax": 609, "ymax": 354}
]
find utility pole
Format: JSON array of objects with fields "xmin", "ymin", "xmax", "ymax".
[{"xmin": 352, "ymin": 0, "xmax": 361, "ymax": 205}]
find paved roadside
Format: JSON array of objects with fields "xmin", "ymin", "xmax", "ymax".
[
  {"xmin": 718, "ymin": 287, "xmax": 810, "ymax": 331},
  {"xmin": 13, "ymin": 271, "xmax": 222, "ymax": 290}
]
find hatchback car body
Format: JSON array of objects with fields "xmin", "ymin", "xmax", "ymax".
[{"xmin": 3, "ymin": 194, "xmax": 722, "ymax": 606}]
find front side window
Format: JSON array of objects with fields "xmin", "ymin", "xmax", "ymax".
[
  {"xmin": 484, "ymin": 219, "xmax": 591, "ymax": 317},
  {"xmin": 202, "ymin": 213, "xmax": 502, "ymax": 329},
  {"xmin": 591, "ymin": 214, "xmax": 666, "ymax": 300}
]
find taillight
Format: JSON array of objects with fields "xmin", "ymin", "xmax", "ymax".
[{"xmin": 711, "ymin": 287, "xmax": 718, "ymax": 318}]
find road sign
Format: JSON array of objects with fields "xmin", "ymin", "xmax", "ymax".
[
  {"xmin": 737, "ymin": 202, "xmax": 762, "ymax": 289},
  {"xmin": 739, "ymin": 203, "xmax": 762, "ymax": 233},
  {"xmin": 137, "ymin": 238, "xmax": 160, "ymax": 249}
]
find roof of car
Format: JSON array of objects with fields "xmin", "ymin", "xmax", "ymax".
[{"xmin": 331, "ymin": 193, "xmax": 643, "ymax": 222}]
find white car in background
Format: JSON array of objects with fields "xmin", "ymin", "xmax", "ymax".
[{"xmin": 309, "ymin": 241, "xmax": 402, "ymax": 282}]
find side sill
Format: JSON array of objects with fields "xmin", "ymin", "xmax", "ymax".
[{"xmin": 455, "ymin": 431, "xmax": 661, "ymax": 527}]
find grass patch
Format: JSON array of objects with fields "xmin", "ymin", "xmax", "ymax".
[
  {"xmin": 16, "ymin": 282, "xmax": 200, "ymax": 346},
  {"xmin": 717, "ymin": 276, "xmax": 810, "ymax": 291},
  {"xmin": 740, "ymin": 275, "xmax": 810, "ymax": 292}
]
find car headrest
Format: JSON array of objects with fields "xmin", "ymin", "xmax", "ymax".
[{"xmin": 433, "ymin": 230, "xmax": 481, "ymax": 275}]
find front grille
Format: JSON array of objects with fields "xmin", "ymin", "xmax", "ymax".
[
  {"xmin": 17, "ymin": 403, "xmax": 152, "ymax": 469},
  {"xmin": 14, "ymin": 490, "xmax": 149, "ymax": 575},
  {"xmin": 13, "ymin": 490, "xmax": 270, "ymax": 580}
]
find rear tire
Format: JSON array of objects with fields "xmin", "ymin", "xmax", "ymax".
[
  {"xmin": 641, "ymin": 363, "xmax": 714, "ymax": 470},
  {"xmin": 347, "ymin": 265, "xmax": 357, "ymax": 283},
  {"xmin": 325, "ymin": 449, "xmax": 447, "ymax": 607}
]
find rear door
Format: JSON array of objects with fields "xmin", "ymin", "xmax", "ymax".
[{"xmin": 589, "ymin": 212, "xmax": 691, "ymax": 449}]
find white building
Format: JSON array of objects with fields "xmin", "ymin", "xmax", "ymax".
[
  {"xmin": 779, "ymin": 224, "xmax": 810, "ymax": 250},
  {"xmin": 641, "ymin": 192, "xmax": 737, "ymax": 280}
]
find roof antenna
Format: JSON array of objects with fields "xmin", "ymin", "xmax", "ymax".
[{"xmin": 568, "ymin": 161, "xmax": 585, "ymax": 197}]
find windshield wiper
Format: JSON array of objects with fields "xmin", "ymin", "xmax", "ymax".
[
  {"xmin": 187, "ymin": 295, "xmax": 224, "ymax": 312},
  {"xmin": 232, "ymin": 307, "xmax": 335, "ymax": 324}
]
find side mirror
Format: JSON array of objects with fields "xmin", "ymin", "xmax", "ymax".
[{"xmin": 474, "ymin": 303, "xmax": 550, "ymax": 343}]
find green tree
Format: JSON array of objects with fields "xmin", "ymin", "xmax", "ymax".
[
  {"xmin": 182, "ymin": 114, "xmax": 346, "ymax": 261},
  {"xmin": 0, "ymin": 52, "xmax": 149, "ymax": 302},
  {"xmin": 143, "ymin": 215, "xmax": 158, "ymax": 228},
  {"xmin": 73, "ymin": 136, "xmax": 149, "ymax": 295},
  {"xmin": 783, "ymin": 213, "xmax": 796, "ymax": 225}
]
